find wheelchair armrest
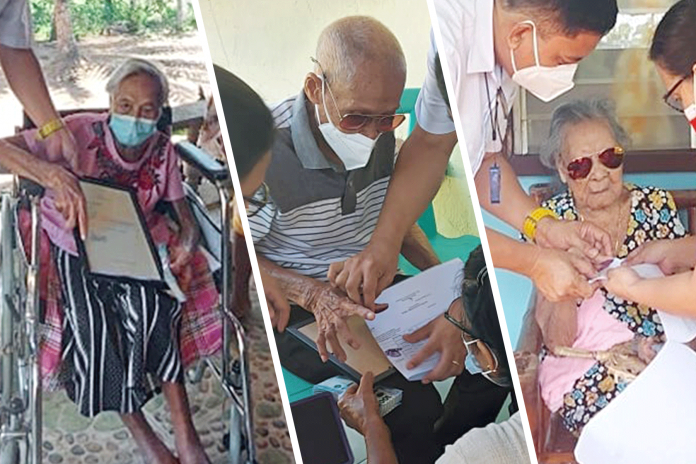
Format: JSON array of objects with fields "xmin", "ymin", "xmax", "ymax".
[{"xmin": 175, "ymin": 142, "xmax": 229, "ymax": 183}]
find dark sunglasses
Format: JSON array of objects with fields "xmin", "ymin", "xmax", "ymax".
[
  {"xmin": 663, "ymin": 77, "xmax": 686, "ymax": 113},
  {"xmin": 566, "ymin": 146, "xmax": 625, "ymax": 181},
  {"xmin": 243, "ymin": 182, "xmax": 269, "ymax": 217},
  {"xmin": 311, "ymin": 57, "xmax": 407, "ymax": 133}
]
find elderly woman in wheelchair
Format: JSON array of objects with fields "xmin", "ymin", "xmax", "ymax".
[
  {"xmin": 0, "ymin": 58, "xmax": 221, "ymax": 464},
  {"xmin": 522, "ymin": 99, "xmax": 687, "ymax": 441}
]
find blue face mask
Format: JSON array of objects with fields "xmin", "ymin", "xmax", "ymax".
[
  {"xmin": 109, "ymin": 113, "xmax": 158, "ymax": 147},
  {"xmin": 464, "ymin": 350, "xmax": 485, "ymax": 375}
]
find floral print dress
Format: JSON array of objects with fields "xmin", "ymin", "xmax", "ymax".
[{"xmin": 541, "ymin": 184, "xmax": 686, "ymax": 434}]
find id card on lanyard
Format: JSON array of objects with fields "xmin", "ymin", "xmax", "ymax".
[{"xmin": 484, "ymin": 72, "xmax": 511, "ymax": 205}]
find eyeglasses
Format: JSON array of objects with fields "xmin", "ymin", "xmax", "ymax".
[
  {"xmin": 443, "ymin": 299, "xmax": 498, "ymax": 374},
  {"xmin": 243, "ymin": 182, "xmax": 269, "ymax": 217},
  {"xmin": 566, "ymin": 146, "xmax": 625, "ymax": 181},
  {"xmin": 311, "ymin": 57, "xmax": 407, "ymax": 133},
  {"xmin": 663, "ymin": 77, "xmax": 686, "ymax": 113}
]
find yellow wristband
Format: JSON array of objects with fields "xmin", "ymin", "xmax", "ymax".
[
  {"xmin": 36, "ymin": 118, "xmax": 65, "ymax": 140},
  {"xmin": 523, "ymin": 207, "xmax": 558, "ymax": 242}
]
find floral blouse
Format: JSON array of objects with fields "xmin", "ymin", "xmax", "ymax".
[{"xmin": 540, "ymin": 184, "xmax": 686, "ymax": 434}]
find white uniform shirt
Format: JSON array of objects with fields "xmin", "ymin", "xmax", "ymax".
[
  {"xmin": 435, "ymin": 412, "xmax": 531, "ymax": 464},
  {"xmin": 416, "ymin": 0, "xmax": 518, "ymax": 175},
  {"xmin": 0, "ymin": 0, "xmax": 32, "ymax": 49}
]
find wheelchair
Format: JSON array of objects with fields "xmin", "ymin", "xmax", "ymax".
[{"xmin": 0, "ymin": 115, "xmax": 256, "ymax": 463}]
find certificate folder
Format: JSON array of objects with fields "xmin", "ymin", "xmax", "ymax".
[
  {"xmin": 76, "ymin": 178, "xmax": 165, "ymax": 287},
  {"xmin": 288, "ymin": 315, "xmax": 395, "ymax": 383}
]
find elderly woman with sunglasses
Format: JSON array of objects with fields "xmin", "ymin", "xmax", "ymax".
[{"xmin": 529, "ymin": 98, "xmax": 686, "ymax": 436}]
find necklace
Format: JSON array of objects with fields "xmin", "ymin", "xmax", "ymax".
[{"xmin": 577, "ymin": 187, "xmax": 630, "ymax": 257}]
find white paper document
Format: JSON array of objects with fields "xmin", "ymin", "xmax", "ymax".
[
  {"xmin": 367, "ymin": 258, "xmax": 463, "ymax": 381},
  {"xmin": 576, "ymin": 261, "xmax": 696, "ymax": 463}
]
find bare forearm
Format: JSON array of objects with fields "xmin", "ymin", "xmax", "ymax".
[
  {"xmin": 257, "ymin": 255, "xmax": 317, "ymax": 308},
  {"xmin": 363, "ymin": 418, "xmax": 398, "ymax": 464},
  {"xmin": 0, "ymin": 138, "xmax": 53, "ymax": 185},
  {"xmin": 400, "ymin": 223, "xmax": 440, "ymax": 271},
  {"xmin": 487, "ymin": 228, "xmax": 538, "ymax": 278},
  {"xmin": 624, "ymin": 272, "xmax": 696, "ymax": 316},
  {"xmin": 371, "ymin": 125, "xmax": 457, "ymax": 247},
  {"xmin": 475, "ymin": 154, "xmax": 538, "ymax": 232},
  {"xmin": 0, "ymin": 46, "xmax": 60, "ymax": 127}
]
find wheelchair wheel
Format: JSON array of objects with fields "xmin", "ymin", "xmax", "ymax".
[{"xmin": 0, "ymin": 195, "xmax": 20, "ymax": 464}]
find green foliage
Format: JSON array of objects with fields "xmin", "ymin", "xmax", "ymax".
[{"xmin": 30, "ymin": 0, "xmax": 197, "ymax": 40}]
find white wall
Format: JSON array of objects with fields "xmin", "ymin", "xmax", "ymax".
[{"xmin": 197, "ymin": 0, "xmax": 432, "ymax": 103}]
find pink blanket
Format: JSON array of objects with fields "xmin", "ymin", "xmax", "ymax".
[{"xmin": 538, "ymin": 290, "xmax": 633, "ymax": 412}]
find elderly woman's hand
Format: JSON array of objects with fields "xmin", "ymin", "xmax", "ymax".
[
  {"xmin": 338, "ymin": 372, "xmax": 383, "ymax": 435},
  {"xmin": 625, "ymin": 238, "xmax": 696, "ymax": 275},
  {"xmin": 45, "ymin": 163, "xmax": 88, "ymax": 240},
  {"xmin": 529, "ymin": 247, "xmax": 597, "ymax": 302},
  {"xmin": 302, "ymin": 280, "xmax": 385, "ymax": 363},
  {"xmin": 536, "ymin": 218, "xmax": 613, "ymax": 262}
]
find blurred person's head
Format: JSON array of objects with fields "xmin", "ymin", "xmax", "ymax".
[
  {"xmin": 493, "ymin": 0, "xmax": 618, "ymax": 102},
  {"xmin": 305, "ymin": 16, "xmax": 407, "ymax": 170},
  {"xmin": 198, "ymin": 95, "xmax": 225, "ymax": 160},
  {"xmin": 650, "ymin": 0, "xmax": 696, "ymax": 131},
  {"xmin": 449, "ymin": 245, "xmax": 511, "ymax": 388},
  {"xmin": 540, "ymin": 99, "xmax": 630, "ymax": 212},
  {"xmin": 106, "ymin": 58, "xmax": 169, "ymax": 153},
  {"xmin": 214, "ymin": 64, "xmax": 274, "ymax": 198}
]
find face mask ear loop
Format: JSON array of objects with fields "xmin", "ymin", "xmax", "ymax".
[{"xmin": 523, "ymin": 20, "xmax": 541, "ymax": 67}]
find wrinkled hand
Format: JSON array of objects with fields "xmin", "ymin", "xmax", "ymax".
[
  {"xmin": 403, "ymin": 313, "xmax": 465, "ymax": 384},
  {"xmin": 304, "ymin": 282, "xmax": 385, "ymax": 363},
  {"xmin": 328, "ymin": 239, "xmax": 400, "ymax": 310},
  {"xmin": 45, "ymin": 164, "xmax": 87, "ymax": 240},
  {"xmin": 529, "ymin": 247, "xmax": 597, "ymax": 302},
  {"xmin": 44, "ymin": 127, "xmax": 79, "ymax": 170},
  {"xmin": 260, "ymin": 269, "xmax": 291, "ymax": 332},
  {"xmin": 536, "ymin": 218, "xmax": 612, "ymax": 261},
  {"xmin": 338, "ymin": 372, "xmax": 382, "ymax": 435},
  {"xmin": 625, "ymin": 238, "xmax": 696, "ymax": 275},
  {"xmin": 603, "ymin": 266, "xmax": 642, "ymax": 301}
]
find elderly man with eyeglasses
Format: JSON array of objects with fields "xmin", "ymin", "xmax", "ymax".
[{"xmin": 246, "ymin": 16, "xmax": 513, "ymax": 463}]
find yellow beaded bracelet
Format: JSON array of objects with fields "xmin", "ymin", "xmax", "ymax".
[
  {"xmin": 36, "ymin": 118, "xmax": 65, "ymax": 140},
  {"xmin": 523, "ymin": 207, "xmax": 558, "ymax": 242}
]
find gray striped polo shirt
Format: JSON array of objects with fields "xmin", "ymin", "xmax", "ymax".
[{"xmin": 248, "ymin": 91, "xmax": 395, "ymax": 281}]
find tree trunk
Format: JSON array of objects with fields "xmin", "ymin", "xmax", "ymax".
[
  {"xmin": 53, "ymin": 0, "xmax": 78, "ymax": 60},
  {"xmin": 176, "ymin": 0, "xmax": 184, "ymax": 32}
]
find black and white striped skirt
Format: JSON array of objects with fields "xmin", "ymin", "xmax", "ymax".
[{"xmin": 55, "ymin": 247, "xmax": 183, "ymax": 416}]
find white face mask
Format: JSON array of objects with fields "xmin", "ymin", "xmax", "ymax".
[
  {"xmin": 315, "ymin": 77, "xmax": 378, "ymax": 171},
  {"xmin": 510, "ymin": 20, "xmax": 578, "ymax": 103}
]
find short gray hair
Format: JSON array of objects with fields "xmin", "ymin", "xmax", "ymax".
[
  {"xmin": 106, "ymin": 58, "xmax": 169, "ymax": 107},
  {"xmin": 540, "ymin": 99, "xmax": 631, "ymax": 170},
  {"xmin": 315, "ymin": 16, "xmax": 406, "ymax": 89}
]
